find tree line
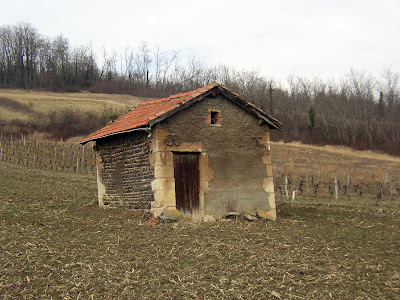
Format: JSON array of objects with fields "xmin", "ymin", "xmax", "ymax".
[
  {"xmin": 0, "ymin": 23, "xmax": 97, "ymax": 90},
  {"xmin": 1, "ymin": 23, "xmax": 399, "ymax": 155}
]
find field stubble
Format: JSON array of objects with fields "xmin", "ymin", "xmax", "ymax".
[{"xmin": 0, "ymin": 161, "xmax": 400, "ymax": 299}]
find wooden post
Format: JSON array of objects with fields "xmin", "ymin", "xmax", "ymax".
[
  {"xmin": 389, "ymin": 179, "xmax": 394, "ymax": 207},
  {"xmin": 384, "ymin": 171, "xmax": 390, "ymax": 188},
  {"xmin": 76, "ymin": 158, "xmax": 79, "ymax": 173},
  {"xmin": 334, "ymin": 176, "xmax": 339, "ymax": 200},
  {"xmin": 285, "ymin": 176, "xmax": 289, "ymax": 200},
  {"xmin": 292, "ymin": 191, "xmax": 296, "ymax": 201},
  {"xmin": 81, "ymin": 145, "xmax": 85, "ymax": 169},
  {"xmin": 53, "ymin": 146, "xmax": 57, "ymax": 169},
  {"xmin": 306, "ymin": 170, "xmax": 309, "ymax": 191}
]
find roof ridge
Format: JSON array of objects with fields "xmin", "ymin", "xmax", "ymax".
[{"xmin": 138, "ymin": 83, "xmax": 219, "ymax": 107}]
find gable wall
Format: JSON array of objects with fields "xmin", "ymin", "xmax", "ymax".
[{"xmin": 151, "ymin": 94, "xmax": 276, "ymax": 219}]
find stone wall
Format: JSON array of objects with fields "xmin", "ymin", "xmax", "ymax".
[{"xmin": 94, "ymin": 131, "xmax": 154, "ymax": 209}]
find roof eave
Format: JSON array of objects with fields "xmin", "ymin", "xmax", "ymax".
[
  {"xmin": 218, "ymin": 87, "xmax": 283, "ymax": 130},
  {"xmin": 80, "ymin": 126, "xmax": 152, "ymax": 145}
]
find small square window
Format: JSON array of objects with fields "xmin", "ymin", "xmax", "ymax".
[{"xmin": 210, "ymin": 111, "xmax": 222, "ymax": 125}]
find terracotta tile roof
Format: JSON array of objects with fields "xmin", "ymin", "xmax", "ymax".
[
  {"xmin": 81, "ymin": 83, "xmax": 220, "ymax": 144},
  {"xmin": 81, "ymin": 82, "xmax": 282, "ymax": 144}
]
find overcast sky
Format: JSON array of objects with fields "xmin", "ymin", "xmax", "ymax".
[{"xmin": 2, "ymin": 0, "xmax": 399, "ymax": 82}]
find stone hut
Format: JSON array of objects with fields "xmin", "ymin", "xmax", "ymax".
[{"xmin": 81, "ymin": 83, "xmax": 282, "ymax": 220}]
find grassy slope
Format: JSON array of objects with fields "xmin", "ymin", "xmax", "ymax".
[
  {"xmin": 271, "ymin": 141, "xmax": 400, "ymax": 184},
  {"xmin": 1, "ymin": 161, "xmax": 399, "ymax": 299},
  {"xmin": 0, "ymin": 89, "xmax": 146, "ymax": 121}
]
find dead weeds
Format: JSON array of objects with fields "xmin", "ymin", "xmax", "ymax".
[{"xmin": 0, "ymin": 161, "xmax": 399, "ymax": 299}]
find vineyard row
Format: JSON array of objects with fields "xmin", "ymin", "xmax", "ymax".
[{"xmin": 1, "ymin": 134, "xmax": 398, "ymax": 207}]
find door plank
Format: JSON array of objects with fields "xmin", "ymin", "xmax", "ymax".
[{"xmin": 173, "ymin": 153, "xmax": 200, "ymax": 214}]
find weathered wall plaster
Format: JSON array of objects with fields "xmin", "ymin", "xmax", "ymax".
[
  {"xmin": 152, "ymin": 94, "xmax": 276, "ymax": 219},
  {"xmin": 93, "ymin": 93, "xmax": 276, "ymax": 220},
  {"xmin": 149, "ymin": 126, "xmax": 214, "ymax": 219}
]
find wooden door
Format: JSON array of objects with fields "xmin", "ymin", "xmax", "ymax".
[{"xmin": 173, "ymin": 152, "xmax": 200, "ymax": 214}]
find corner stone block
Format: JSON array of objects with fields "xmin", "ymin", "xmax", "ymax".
[
  {"xmin": 262, "ymin": 153, "xmax": 272, "ymax": 165},
  {"xmin": 150, "ymin": 139, "xmax": 168, "ymax": 153},
  {"xmin": 151, "ymin": 151, "xmax": 173, "ymax": 167},
  {"xmin": 151, "ymin": 178, "xmax": 175, "ymax": 191},
  {"xmin": 263, "ymin": 177, "xmax": 275, "ymax": 193},
  {"xmin": 154, "ymin": 165, "xmax": 174, "ymax": 178},
  {"xmin": 257, "ymin": 209, "xmax": 276, "ymax": 221},
  {"xmin": 151, "ymin": 179, "xmax": 160, "ymax": 191},
  {"xmin": 266, "ymin": 164, "xmax": 273, "ymax": 177},
  {"xmin": 267, "ymin": 193, "xmax": 276, "ymax": 210},
  {"xmin": 154, "ymin": 190, "xmax": 176, "ymax": 207},
  {"xmin": 152, "ymin": 206, "xmax": 166, "ymax": 217}
]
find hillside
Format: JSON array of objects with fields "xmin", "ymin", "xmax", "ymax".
[
  {"xmin": 0, "ymin": 89, "xmax": 146, "ymax": 122},
  {"xmin": 271, "ymin": 141, "xmax": 400, "ymax": 184},
  {"xmin": 271, "ymin": 142, "xmax": 400, "ymax": 206}
]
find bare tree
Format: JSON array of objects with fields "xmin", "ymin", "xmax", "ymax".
[
  {"xmin": 100, "ymin": 47, "xmax": 117, "ymax": 81},
  {"xmin": 135, "ymin": 42, "xmax": 152, "ymax": 86},
  {"xmin": 380, "ymin": 67, "xmax": 400, "ymax": 119}
]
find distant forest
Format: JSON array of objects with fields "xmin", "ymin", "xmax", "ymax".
[{"xmin": 1, "ymin": 23, "xmax": 399, "ymax": 155}]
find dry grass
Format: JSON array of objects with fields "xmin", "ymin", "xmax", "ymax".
[
  {"xmin": 0, "ymin": 89, "xmax": 147, "ymax": 121},
  {"xmin": 275, "ymin": 141, "xmax": 400, "ymax": 163},
  {"xmin": 271, "ymin": 141, "xmax": 400, "ymax": 187},
  {"xmin": 1, "ymin": 161, "xmax": 399, "ymax": 299}
]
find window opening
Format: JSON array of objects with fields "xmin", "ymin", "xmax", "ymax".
[{"xmin": 210, "ymin": 111, "xmax": 221, "ymax": 125}]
